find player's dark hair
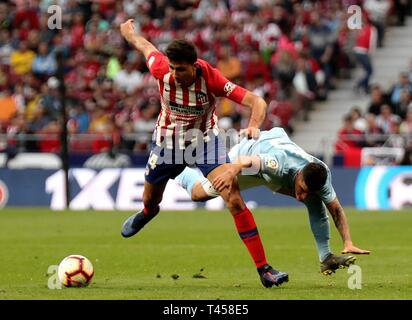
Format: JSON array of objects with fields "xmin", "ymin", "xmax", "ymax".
[
  {"xmin": 302, "ymin": 163, "xmax": 328, "ymax": 192},
  {"xmin": 166, "ymin": 39, "xmax": 197, "ymax": 64}
]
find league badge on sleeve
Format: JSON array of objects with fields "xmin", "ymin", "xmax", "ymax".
[{"xmin": 265, "ymin": 158, "xmax": 278, "ymax": 170}]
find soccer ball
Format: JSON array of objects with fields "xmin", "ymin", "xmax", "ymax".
[{"xmin": 57, "ymin": 255, "xmax": 94, "ymax": 288}]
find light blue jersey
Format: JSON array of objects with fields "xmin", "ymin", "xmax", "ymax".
[
  {"xmin": 175, "ymin": 128, "xmax": 335, "ymax": 261},
  {"xmin": 228, "ymin": 127, "xmax": 336, "ymax": 204}
]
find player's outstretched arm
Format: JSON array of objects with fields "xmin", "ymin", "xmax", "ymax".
[
  {"xmin": 239, "ymin": 92, "xmax": 267, "ymax": 139},
  {"xmin": 120, "ymin": 19, "xmax": 158, "ymax": 59},
  {"xmin": 326, "ymin": 198, "xmax": 371, "ymax": 255}
]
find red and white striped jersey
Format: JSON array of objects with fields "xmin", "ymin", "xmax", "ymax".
[{"xmin": 146, "ymin": 51, "xmax": 247, "ymax": 148}]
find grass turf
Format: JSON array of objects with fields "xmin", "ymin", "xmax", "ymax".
[{"xmin": 0, "ymin": 208, "xmax": 411, "ymax": 300}]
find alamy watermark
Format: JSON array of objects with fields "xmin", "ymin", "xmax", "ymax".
[
  {"xmin": 347, "ymin": 5, "xmax": 363, "ymax": 30},
  {"xmin": 48, "ymin": 5, "xmax": 62, "ymax": 30},
  {"xmin": 47, "ymin": 264, "xmax": 62, "ymax": 289},
  {"xmin": 47, "ymin": 4, "xmax": 363, "ymax": 31},
  {"xmin": 347, "ymin": 265, "xmax": 362, "ymax": 290}
]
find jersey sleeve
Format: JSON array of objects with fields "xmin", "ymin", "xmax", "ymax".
[
  {"xmin": 146, "ymin": 51, "xmax": 169, "ymax": 80},
  {"xmin": 258, "ymin": 151, "xmax": 287, "ymax": 177},
  {"xmin": 317, "ymin": 168, "xmax": 337, "ymax": 204},
  {"xmin": 202, "ymin": 60, "xmax": 247, "ymax": 103}
]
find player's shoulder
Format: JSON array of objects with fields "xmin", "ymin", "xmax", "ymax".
[
  {"xmin": 196, "ymin": 59, "xmax": 216, "ymax": 79},
  {"xmin": 146, "ymin": 51, "xmax": 169, "ymax": 79},
  {"xmin": 147, "ymin": 50, "xmax": 168, "ymax": 65}
]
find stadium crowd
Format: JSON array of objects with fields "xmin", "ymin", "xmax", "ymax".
[
  {"xmin": 0, "ymin": 0, "xmax": 411, "ymax": 162},
  {"xmin": 335, "ymin": 62, "xmax": 412, "ymax": 165}
]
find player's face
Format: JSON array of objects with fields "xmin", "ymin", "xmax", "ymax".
[
  {"xmin": 169, "ymin": 61, "xmax": 196, "ymax": 87},
  {"xmin": 295, "ymin": 174, "xmax": 310, "ymax": 202}
]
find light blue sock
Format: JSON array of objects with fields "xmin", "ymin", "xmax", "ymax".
[
  {"xmin": 175, "ymin": 167, "xmax": 203, "ymax": 197},
  {"xmin": 305, "ymin": 198, "xmax": 332, "ymax": 262}
]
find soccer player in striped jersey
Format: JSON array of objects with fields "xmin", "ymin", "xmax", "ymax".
[
  {"xmin": 119, "ymin": 19, "xmax": 288, "ymax": 288},
  {"xmin": 176, "ymin": 128, "xmax": 371, "ymax": 276}
]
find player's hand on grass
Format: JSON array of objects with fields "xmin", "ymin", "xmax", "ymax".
[
  {"xmin": 342, "ymin": 243, "xmax": 371, "ymax": 255},
  {"xmin": 120, "ymin": 19, "xmax": 137, "ymax": 43},
  {"xmin": 240, "ymin": 127, "xmax": 260, "ymax": 140}
]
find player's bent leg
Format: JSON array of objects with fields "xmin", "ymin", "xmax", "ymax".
[
  {"xmin": 207, "ymin": 166, "xmax": 289, "ymax": 288},
  {"xmin": 121, "ymin": 181, "xmax": 167, "ymax": 238},
  {"xmin": 174, "ymin": 167, "xmax": 216, "ymax": 201},
  {"xmin": 191, "ymin": 180, "xmax": 216, "ymax": 202}
]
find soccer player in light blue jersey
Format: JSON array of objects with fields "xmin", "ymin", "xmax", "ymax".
[{"xmin": 175, "ymin": 127, "xmax": 370, "ymax": 275}]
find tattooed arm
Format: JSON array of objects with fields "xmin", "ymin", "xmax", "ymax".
[{"xmin": 326, "ymin": 198, "xmax": 371, "ymax": 254}]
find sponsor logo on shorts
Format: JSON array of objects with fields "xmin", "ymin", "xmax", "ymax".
[{"xmin": 148, "ymin": 153, "xmax": 159, "ymax": 170}]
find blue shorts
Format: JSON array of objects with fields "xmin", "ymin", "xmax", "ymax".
[{"xmin": 145, "ymin": 133, "xmax": 230, "ymax": 185}]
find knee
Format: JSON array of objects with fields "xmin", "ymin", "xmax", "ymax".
[{"xmin": 191, "ymin": 193, "xmax": 203, "ymax": 202}]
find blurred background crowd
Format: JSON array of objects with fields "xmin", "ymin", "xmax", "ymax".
[
  {"xmin": 0, "ymin": 0, "xmax": 411, "ymax": 165},
  {"xmin": 336, "ymin": 67, "xmax": 412, "ymax": 164}
]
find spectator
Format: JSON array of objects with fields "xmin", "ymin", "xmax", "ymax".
[
  {"xmin": 216, "ymin": 45, "xmax": 241, "ymax": 81},
  {"xmin": 69, "ymin": 105, "xmax": 90, "ymax": 134},
  {"xmin": 390, "ymin": 72, "xmax": 412, "ymax": 107},
  {"xmin": 114, "ymin": 60, "xmax": 143, "ymax": 94},
  {"xmin": 364, "ymin": 0, "xmax": 391, "ymax": 47},
  {"xmin": 292, "ymin": 56, "xmax": 317, "ymax": 121},
  {"xmin": 0, "ymin": 90, "xmax": 18, "ymax": 122},
  {"xmin": 244, "ymin": 51, "xmax": 271, "ymax": 83},
  {"xmin": 368, "ymin": 84, "xmax": 387, "ymax": 115},
  {"xmin": 353, "ymin": 15, "xmax": 377, "ymax": 94},
  {"xmin": 376, "ymin": 104, "xmax": 402, "ymax": 134},
  {"xmin": 385, "ymin": 118, "xmax": 405, "ymax": 149},
  {"xmin": 0, "ymin": 2, "xmax": 12, "ymax": 32},
  {"xmin": 13, "ymin": 1, "xmax": 40, "ymax": 30},
  {"xmin": 70, "ymin": 12, "xmax": 86, "ymax": 50},
  {"xmin": 38, "ymin": 78, "xmax": 61, "ymax": 121},
  {"xmin": 400, "ymin": 109, "xmax": 412, "ymax": 134},
  {"xmin": 306, "ymin": 11, "xmax": 335, "ymax": 90},
  {"xmin": 32, "ymin": 42, "xmax": 57, "ymax": 79},
  {"xmin": 133, "ymin": 102, "xmax": 159, "ymax": 138},
  {"xmin": 0, "ymin": 30, "xmax": 13, "ymax": 66},
  {"xmin": 27, "ymin": 104, "xmax": 51, "ymax": 135},
  {"xmin": 335, "ymin": 114, "xmax": 363, "ymax": 153},
  {"xmin": 10, "ymin": 40, "xmax": 36, "ymax": 76},
  {"xmin": 364, "ymin": 113, "xmax": 385, "ymax": 148},
  {"xmin": 272, "ymin": 47, "xmax": 296, "ymax": 93},
  {"xmin": 350, "ymin": 106, "xmax": 368, "ymax": 132},
  {"xmin": 393, "ymin": 89, "xmax": 412, "ymax": 119}
]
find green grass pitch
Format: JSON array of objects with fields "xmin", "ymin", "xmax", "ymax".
[{"xmin": 0, "ymin": 208, "xmax": 411, "ymax": 300}]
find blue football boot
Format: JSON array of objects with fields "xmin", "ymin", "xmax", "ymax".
[
  {"xmin": 257, "ymin": 264, "xmax": 289, "ymax": 288},
  {"xmin": 121, "ymin": 209, "xmax": 159, "ymax": 238}
]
